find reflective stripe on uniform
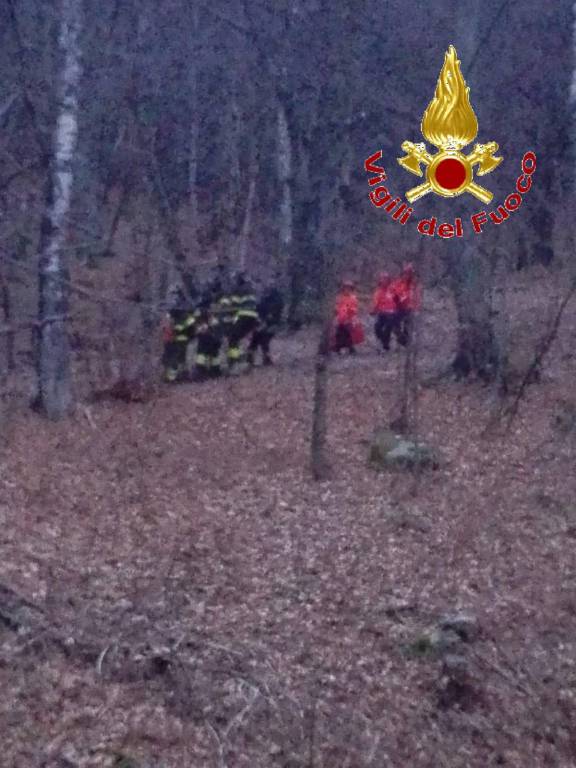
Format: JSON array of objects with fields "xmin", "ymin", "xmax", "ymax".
[
  {"xmin": 174, "ymin": 316, "xmax": 195, "ymax": 332},
  {"xmin": 236, "ymin": 310, "xmax": 259, "ymax": 319},
  {"xmin": 175, "ymin": 335, "xmax": 189, "ymax": 342},
  {"xmin": 231, "ymin": 294, "xmax": 257, "ymax": 305},
  {"xmin": 196, "ymin": 353, "xmax": 209, "ymax": 366},
  {"xmin": 227, "ymin": 347, "xmax": 242, "ymax": 360},
  {"xmin": 215, "ymin": 299, "xmax": 234, "ymax": 321}
]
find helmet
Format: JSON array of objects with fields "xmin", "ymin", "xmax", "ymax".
[
  {"xmin": 198, "ymin": 292, "xmax": 212, "ymax": 310},
  {"xmin": 341, "ymin": 279, "xmax": 355, "ymax": 290},
  {"xmin": 378, "ymin": 272, "xmax": 391, "ymax": 286},
  {"xmin": 402, "ymin": 262, "xmax": 415, "ymax": 275}
]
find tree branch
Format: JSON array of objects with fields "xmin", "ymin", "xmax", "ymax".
[
  {"xmin": 464, "ymin": 0, "xmax": 511, "ymax": 79},
  {"xmin": 503, "ymin": 279, "xmax": 576, "ymax": 428}
]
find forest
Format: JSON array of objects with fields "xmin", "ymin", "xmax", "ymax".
[{"xmin": 1, "ymin": 0, "xmax": 576, "ymax": 766}]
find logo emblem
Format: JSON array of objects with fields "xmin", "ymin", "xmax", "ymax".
[{"xmin": 397, "ymin": 45, "xmax": 502, "ymax": 204}]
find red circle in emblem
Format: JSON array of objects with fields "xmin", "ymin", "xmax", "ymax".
[{"xmin": 434, "ymin": 158, "xmax": 467, "ymax": 190}]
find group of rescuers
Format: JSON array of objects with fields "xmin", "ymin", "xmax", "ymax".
[{"xmin": 162, "ymin": 262, "xmax": 420, "ymax": 382}]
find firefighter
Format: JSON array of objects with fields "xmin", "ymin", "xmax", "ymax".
[
  {"xmin": 392, "ymin": 263, "xmax": 421, "ymax": 346},
  {"xmin": 182, "ymin": 269, "xmax": 200, "ymax": 307},
  {"xmin": 370, "ymin": 272, "xmax": 400, "ymax": 351},
  {"xmin": 227, "ymin": 272, "xmax": 260, "ymax": 370},
  {"xmin": 208, "ymin": 264, "xmax": 230, "ymax": 297},
  {"xmin": 247, "ymin": 276, "xmax": 284, "ymax": 366},
  {"xmin": 211, "ymin": 278, "xmax": 235, "ymax": 346},
  {"xmin": 162, "ymin": 305, "xmax": 196, "ymax": 383},
  {"xmin": 193, "ymin": 298, "xmax": 222, "ymax": 381},
  {"xmin": 332, "ymin": 279, "xmax": 363, "ymax": 355}
]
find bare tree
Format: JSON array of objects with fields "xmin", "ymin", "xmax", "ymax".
[
  {"xmin": 439, "ymin": 4, "xmax": 501, "ymax": 380},
  {"xmin": 37, "ymin": 0, "xmax": 83, "ymax": 419},
  {"xmin": 571, "ymin": 0, "xmax": 576, "ymax": 181},
  {"xmin": 277, "ymin": 101, "xmax": 293, "ymax": 288},
  {"xmin": 188, "ymin": 1, "xmax": 200, "ymax": 267},
  {"xmin": 446, "ymin": 242, "xmax": 500, "ymax": 380},
  {"xmin": 310, "ymin": 172, "xmax": 347, "ymax": 480},
  {"xmin": 0, "ymin": 262, "xmax": 15, "ymax": 374},
  {"xmin": 310, "ymin": 254, "xmax": 333, "ymax": 482},
  {"xmin": 237, "ymin": 145, "xmax": 258, "ymax": 271}
]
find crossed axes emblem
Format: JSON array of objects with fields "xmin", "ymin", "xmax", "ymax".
[{"xmin": 398, "ymin": 140, "xmax": 503, "ymax": 205}]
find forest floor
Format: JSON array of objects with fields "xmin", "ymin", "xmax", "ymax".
[{"xmin": 2, "ymin": 269, "xmax": 576, "ymax": 768}]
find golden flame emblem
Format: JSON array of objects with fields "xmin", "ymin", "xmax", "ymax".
[
  {"xmin": 398, "ymin": 45, "xmax": 502, "ymax": 204},
  {"xmin": 422, "ymin": 45, "xmax": 478, "ymax": 151}
]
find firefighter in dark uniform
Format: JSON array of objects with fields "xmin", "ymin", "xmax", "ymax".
[
  {"xmin": 247, "ymin": 277, "xmax": 284, "ymax": 366},
  {"xmin": 209, "ymin": 277, "xmax": 235, "ymax": 345},
  {"xmin": 193, "ymin": 297, "xmax": 222, "ymax": 381},
  {"xmin": 227, "ymin": 272, "xmax": 260, "ymax": 370},
  {"xmin": 182, "ymin": 269, "xmax": 200, "ymax": 307},
  {"xmin": 162, "ymin": 304, "xmax": 196, "ymax": 382}
]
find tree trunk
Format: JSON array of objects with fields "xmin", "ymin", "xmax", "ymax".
[
  {"xmin": 570, "ymin": 0, "xmax": 576, "ymax": 241},
  {"xmin": 447, "ymin": 244, "xmax": 500, "ymax": 381},
  {"xmin": 442, "ymin": 15, "xmax": 500, "ymax": 380},
  {"xmin": 188, "ymin": 1, "xmax": 200, "ymax": 265},
  {"xmin": 37, "ymin": 0, "xmax": 82, "ymax": 419},
  {"xmin": 102, "ymin": 183, "xmax": 128, "ymax": 259},
  {"xmin": 277, "ymin": 101, "xmax": 297, "ymax": 320},
  {"xmin": 310, "ymin": 228, "xmax": 335, "ymax": 480},
  {"xmin": 136, "ymin": 215, "xmax": 158, "ymax": 385},
  {"xmin": 310, "ymin": 302, "xmax": 331, "ymax": 481},
  {"xmin": 149, "ymin": 139, "xmax": 192, "ymax": 301},
  {"xmin": 237, "ymin": 149, "xmax": 257, "ymax": 271},
  {"xmin": 397, "ymin": 242, "xmax": 423, "ymax": 434},
  {"xmin": 310, "ymin": 185, "xmax": 342, "ymax": 480},
  {"xmin": 220, "ymin": 90, "xmax": 241, "ymax": 269},
  {"xmin": 0, "ymin": 270, "xmax": 15, "ymax": 374}
]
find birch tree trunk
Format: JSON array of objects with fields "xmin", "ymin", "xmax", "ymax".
[{"xmin": 37, "ymin": 0, "xmax": 82, "ymax": 419}]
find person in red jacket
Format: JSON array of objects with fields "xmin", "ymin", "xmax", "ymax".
[
  {"xmin": 333, "ymin": 280, "xmax": 363, "ymax": 355},
  {"xmin": 370, "ymin": 272, "xmax": 399, "ymax": 351},
  {"xmin": 392, "ymin": 263, "xmax": 421, "ymax": 346}
]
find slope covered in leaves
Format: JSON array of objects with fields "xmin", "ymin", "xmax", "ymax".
[{"xmin": 1, "ymin": 270, "xmax": 576, "ymax": 767}]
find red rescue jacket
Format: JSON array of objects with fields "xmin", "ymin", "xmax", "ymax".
[
  {"xmin": 331, "ymin": 291, "xmax": 364, "ymax": 349},
  {"xmin": 335, "ymin": 292, "xmax": 359, "ymax": 324},
  {"xmin": 371, "ymin": 285, "xmax": 397, "ymax": 314},
  {"xmin": 392, "ymin": 277, "xmax": 421, "ymax": 311}
]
